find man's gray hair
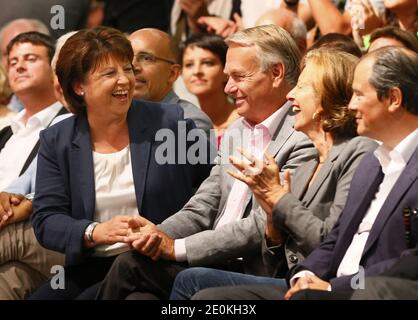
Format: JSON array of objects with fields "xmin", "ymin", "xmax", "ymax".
[
  {"xmin": 366, "ymin": 46, "xmax": 418, "ymax": 115},
  {"xmin": 0, "ymin": 18, "xmax": 50, "ymax": 42},
  {"xmin": 225, "ymin": 25, "xmax": 301, "ymax": 85}
]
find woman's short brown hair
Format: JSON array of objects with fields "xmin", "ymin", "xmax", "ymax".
[
  {"xmin": 303, "ymin": 49, "xmax": 359, "ymax": 140},
  {"xmin": 56, "ymin": 26, "xmax": 133, "ymax": 114}
]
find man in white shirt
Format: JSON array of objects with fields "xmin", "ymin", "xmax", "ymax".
[
  {"xmin": 174, "ymin": 46, "xmax": 418, "ymax": 301},
  {"xmin": 97, "ymin": 25, "xmax": 316, "ymax": 300},
  {"xmin": 0, "ymin": 31, "xmax": 66, "ymax": 299},
  {"xmin": 0, "ymin": 31, "xmax": 64, "ymax": 190}
]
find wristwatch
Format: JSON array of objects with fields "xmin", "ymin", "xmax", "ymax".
[
  {"xmin": 25, "ymin": 192, "xmax": 35, "ymax": 201},
  {"xmin": 84, "ymin": 222, "xmax": 99, "ymax": 243}
]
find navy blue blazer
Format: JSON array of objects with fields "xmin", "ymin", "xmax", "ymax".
[
  {"xmin": 32, "ymin": 100, "xmax": 214, "ymax": 266},
  {"xmin": 288, "ymin": 147, "xmax": 418, "ymax": 291}
]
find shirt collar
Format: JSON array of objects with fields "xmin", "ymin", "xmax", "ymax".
[
  {"xmin": 10, "ymin": 101, "xmax": 61, "ymax": 134},
  {"xmin": 374, "ymin": 128, "xmax": 418, "ymax": 172},
  {"xmin": 241, "ymin": 100, "xmax": 290, "ymax": 137},
  {"xmin": 161, "ymin": 90, "xmax": 177, "ymax": 104}
]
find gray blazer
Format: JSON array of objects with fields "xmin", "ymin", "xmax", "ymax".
[
  {"xmin": 159, "ymin": 103, "xmax": 317, "ymax": 276},
  {"xmin": 260, "ymin": 136, "xmax": 378, "ymax": 276},
  {"xmin": 162, "ymin": 90, "xmax": 214, "ymax": 141}
]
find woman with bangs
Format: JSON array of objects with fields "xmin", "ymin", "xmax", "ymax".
[
  {"xmin": 170, "ymin": 48, "xmax": 378, "ymax": 300},
  {"xmin": 29, "ymin": 26, "xmax": 212, "ymax": 299}
]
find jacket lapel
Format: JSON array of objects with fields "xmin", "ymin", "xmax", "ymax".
[
  {"xmin": 71, "ymin": 115, "xmax": 95, "ymax": 220},
  {"xmin": 128, "ymin": 104, "xmax": 151, "ymax": 213},
  {"xmin": 303, "ymin": 141, "xmax": 346, "ymax": 205},
  {"xmin": 266, "ymin": 104, "xmax": 294, "ymax": 159},
  {"xmin": 291, "ymin": 159, "xmax": 317, "ymax": 200},
  {"xmin": 362, "ymin": 147, "xmax": 418, "ymax": 256},
  {"xmin": 331, "ymin": 156, "xmax": 384, "ymax": 269}
]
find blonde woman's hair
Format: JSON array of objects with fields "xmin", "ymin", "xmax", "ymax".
[{"xmin": 303, "ymin": 49, "xmax": 359, "ymax": 139}]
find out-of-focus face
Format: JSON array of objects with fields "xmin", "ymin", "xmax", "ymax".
[
  {"xmin": 8, "ymin": 42, "xmax": 54, "ymax": 96},
  {"xmin": 76, "ymin": 56, "xmax": 135, "ymax": 116},
  {"xmin": 286, "ymin": 62, "xmax": 321, "ymax": 135},
  {"xmin": 129, "ymin": 32, "xmax": 178, "ymax": 101},
  {"xmin": 383, "ymin": 0, "xmax": 415, "ymax": 10},
  {"xmin": 224, "ymin": 45, "xmax": 280, "ymax": 124},
  {"xmin": 0, "ymin": 22, "xmax": 37, "ymax": 67},
  {"xmin": 182, "ymin": 46, "xmax": 227, "ymax": 97},
  {"xmin": 369, "ymin": 37, "xmax": 405, "ymax": 52},
  {"xmin": 348, "ymin": 57, "xmax": 391, "ymax": 140}
]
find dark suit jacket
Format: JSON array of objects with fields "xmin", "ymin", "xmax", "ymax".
[
  {"xmin": 288, "ymin": 147, "xmax": 418, "ymax": 291},
  {"xmin": 32, "ymin": 100, "xmax": 213, "ymax": 266}
]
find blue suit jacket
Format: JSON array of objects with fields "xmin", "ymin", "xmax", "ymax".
[
  {"xmin": 288, "ymin": 147, "xmax": 418, "ymax": 291},
  {"xmin": 32, "ymin": 100, "xmax": 214, "ymax": 266}
]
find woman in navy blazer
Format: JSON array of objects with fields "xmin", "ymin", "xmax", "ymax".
[{"xmin": 30, "ymin": 27, "xmax": 212, "ymax": 299}]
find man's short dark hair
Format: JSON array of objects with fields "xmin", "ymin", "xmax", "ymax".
[
  {"xmin": 366, "ymin": 47, "xmax": 418, "ymax": 115},
  {"xmin": 6, "ymin": 31, "xmax": 55, "ymax": 63},
  {"xmin": 369, "ymin": 26, "xmax": 418, "ymax": 53}
]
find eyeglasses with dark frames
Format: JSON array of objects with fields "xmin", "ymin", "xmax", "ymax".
[{"xmin": 135, "ymin": 52, "xmax": 176, "ymax": 65}]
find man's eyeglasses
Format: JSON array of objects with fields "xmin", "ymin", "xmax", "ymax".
[{"xmin": 135, "ymin": 52, "xmax": 176, "ymax": 65}]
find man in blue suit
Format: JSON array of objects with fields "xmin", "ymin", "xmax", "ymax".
[{"xmin": 189, "ymin": 46, "xmax": 418, "ymax": 300}]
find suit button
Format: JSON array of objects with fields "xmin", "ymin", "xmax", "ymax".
[{"xmin": 289, "ymin": 255, "xmax": 298, "ymax": 264}]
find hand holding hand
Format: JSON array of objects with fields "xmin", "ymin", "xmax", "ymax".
[
  {"xmin": 127, "ymin": 216, "xmax": 175, "ymax": 261},
  {"xmin": 0, "ymin": 192, "xmax": 25, "ymax": 228},
  {"xmin": 91, "ymin": 215, "xmax": 133, "ymax": 246},
  {"xmin": 284, "ymin": 275, "xmax": 330, "ymax": 300}
]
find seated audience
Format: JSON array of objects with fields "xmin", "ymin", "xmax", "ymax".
[
  {"xmin": 181, "ymin": 33, "xmax": 238, "ymax": 145},
  {"xmin": 29, "ymin": 26, "xmax": 212, "ymax": 299},
  {"xmin": 170, "ymin": 48, "xmax": 377, "ymax": 299},
  {"xmin": 96, "ymin": 25, "xmax": 317, "ymax": 300},
  {"xmin": 181, "ymin": 46, "xmax": 418, "ymax": 300}
]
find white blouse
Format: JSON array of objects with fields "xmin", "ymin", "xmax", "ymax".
[
  {"xmin": 92, "ymin": 145, "xmax": 138, "ymax": 257},
  {"xmin": 93, "ymin": 145, "xmax": 138, "ymax": 222}
]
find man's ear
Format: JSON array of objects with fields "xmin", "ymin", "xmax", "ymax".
[
  {"xmin": 168, "ymin": 64, "xmax": 181, "ymax": 84},
  {"xmin": 387, "ymin": 87, "xmax": 403, "ymax": 113},
  {"xmin": 271, "ymin": 62, "xmax": 285, "ymax": 88}
]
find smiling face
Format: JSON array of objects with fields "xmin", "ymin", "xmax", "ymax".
[
  {"xmin": 7, "ymin": 42, "xmax": 54, "ymax": 96},
  {"xmin": 76, "ymin": 55, "xmax": 135, "ymax": 116},
  {"xmin": 129, "ymin": 30, "xmax": 178, "ymax": 101},
  {"xmin": 224, "ymin": 44, "xmax": 282, "ymax": 124},
  {"xmin": 182, "ymin": 46, "xmax": 227, "ymax": 98},
  {"xmin": 286, "ymin": 62, "xmax": 322, "ymax": 135},
  {"xmin": 348, "ymin": 57, "xmax": 391, "ymax": 140}
]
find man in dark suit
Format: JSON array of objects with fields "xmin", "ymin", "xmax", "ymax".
[
  {"xmin": 188, "ymin": 46, "xmax": 418, "ymax": 300},
  {"xmin": 290, "ymin": 244, "xmax": 418, "ymax": 300}
]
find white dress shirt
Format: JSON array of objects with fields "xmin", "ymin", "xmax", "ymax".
[
  {"xmin": 337, "ymin": 128, "xmax": 418, "ymax": 277},
  {"xmin": 290, "ymin": 128, "xmax": 418, "ymax": 288},
  {"xmin": 174, "ymin": 102, "xmax": 290, "ymax": 262},
  {"xmin": 0, "ymin": 102, "xmax": 61, "ymax": 190}
]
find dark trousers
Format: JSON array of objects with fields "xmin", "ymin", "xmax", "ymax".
[
  {"xmin": 96, "ymin": 250, "xmax": 188, "ymax": 300},
  {"xmin": 28, "ymin": 257, "xmax": 115, "ymax": 300}
]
